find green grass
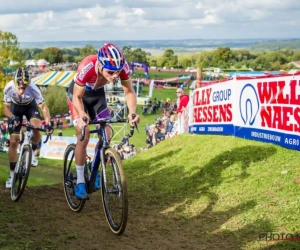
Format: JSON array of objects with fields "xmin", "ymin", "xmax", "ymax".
[
  {"xmin": 0, "ymin": 133, "xmax": 299, "ymax": 249},
  {"xmin": 123, "ymin": 134, "xmax": 300, "ymax": 249},
  {"xmin": 0, "ymin": 154, "xmax": 62, "ymax": 186},
  {"xmin": 133, "ymin": 69, "xmax": 192, "ymax": 79},
  {"xmin": 140, "ymin": 85, "xmax": 178, "ymax": 101}
]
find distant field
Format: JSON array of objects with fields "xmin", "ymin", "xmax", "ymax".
[
  {"xmin": 132, "ymin": 69, "xmax": 193, "ymax": 79},
  {"xmin": 144, "ymin": 48, "xmax": 204, "ymax": 56}
]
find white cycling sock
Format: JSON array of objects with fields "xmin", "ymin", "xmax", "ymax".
[
  {"xmin": 10, "ymin": 171, "xmax": 14, "ymax": 178},
  {"xmin": 76, "ymin": 165, "xmax": 85, "ymax": 184}
]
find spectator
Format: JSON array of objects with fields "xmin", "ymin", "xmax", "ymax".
[
  {"xmin": 56, "ymin": 118, "xmax": 59, "ymax": 128},
  {"xmin": 164, "ymin": 116, "xmax": 174, "ymax": 134},
  {"xmin": 153, "ymin": 126, "xmax": 165, "ymax": 145},
  {"xmin": 146, "ymin": 126, "xmax": 156, "ymax": 148},
  {"xmin": 145, "ymin": 124, "xmax": 149, "ymax": 135},
  {"xmin": 0, "ymin": 122, "xmax": 7, "ymax": 135},
  {"xmin": 58, "ymin": 120, "xmax": 63, "ymax": 130},
  {"xmin": 176, "ymin": 88, "xmax": 189, "ymax": 114}
]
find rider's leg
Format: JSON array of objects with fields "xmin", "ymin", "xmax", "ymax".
[
  {"xmin": 68, "ymin": 97, "xmax": 89, "ymax": 184},
  {"xmin": 67, "ymin": 91, "xmax": 90, "ymax": 199},
  {"xmin": 6, "ymin": 132, "xmax": 20, "ymax": 188},
  {"xmin": 8, "ymin": 133, "xmax": 19, "ymax": 163},
  {"xmin": 6, "ymin": 103, "xmax": 23, "ymax": 188},
  {"xmin": 24, "ymin": 101, "xmax": 43, "ymax": 166},
  {"xmin": 95, "ymin": 108, "xmax": 112, "ymax": 142},
  {"xmin": 30, "ymin": 118, "xmax": 41, "ymax": 167},
  {"xmin": 30, "ymin": 118, "xmax": 41, "ymax": 147},
  {"xmin": 8, "ymin": 133, "xmax": 20, "ymax": 172},
  {"xmin": 74, "ymin": 123, "xmax": 90, "ymax": 184}
]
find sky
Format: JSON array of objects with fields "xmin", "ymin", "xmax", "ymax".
[{"xmin": 0, "ymin": 0, "xmax": 299, "ymax": 42}]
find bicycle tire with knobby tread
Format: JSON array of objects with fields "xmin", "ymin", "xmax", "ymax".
[
  {"xmin": 101, "ymin": 147, "xmax": 128, "ymax": 235},
  {"xmin": 11, "ymin": 144, "xmax": 32, "ymax": 202},
  {"xmin": 63, "ymin": 143, "xmax": 86, "ymax": 212}
]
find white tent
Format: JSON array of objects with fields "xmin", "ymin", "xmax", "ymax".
[{"xmin": 25, "ymin": 60, "xmax": 37, "ymax": 66}]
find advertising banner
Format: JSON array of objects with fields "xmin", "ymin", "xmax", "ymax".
[
  {"xmin": 234, "ymin": 76, "xmax": 300, "ymax": 150},
  {"xmin": 189, "ymin": 80, "xmax": 235, "ymax": 135},
  {"xmin": 39, "ymin": 136, "xmax": 99, "ymax": 160},
  {"xmin": 189, "ymin": 74, "xmax": 300, "ymax": 151}
]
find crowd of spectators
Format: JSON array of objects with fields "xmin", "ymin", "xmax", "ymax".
[
  {"xmin": 141, "ymin": 111, "xmax": 178, "ymax": 151},
  {"xmin": 140, "ymin": 87, "xmax": 189, "ymax": 151},
  {"xmin": 110, "ymin": 96, "xmax": 180, "ymax": 159},
  {"xmin": 113, "ymin": 136, "xmax": 138, "ymax": 160},
  {"xmin": 0, "ymin": 121, "xmax": 9, "ymax": 152},
  {"xmin": 141, "ymin": 97, "xmax": 178, "ymax": 116}
]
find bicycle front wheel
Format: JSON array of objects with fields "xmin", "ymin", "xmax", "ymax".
[
  {"xmin": 63, "ymin": 143, "xmax": 86, "ymax": 212},
  {"xmin": 101, "ymin": 148, "xmax": 128, "ymax": 235},
  {"xmin": 11, "ymin": 144, "xmax": 32, "ymax": 202}
]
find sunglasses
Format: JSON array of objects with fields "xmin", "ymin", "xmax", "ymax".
[
  {"xmin": 176, "ymin": 92, "xmax": 182, "ymax": 94},
  {"xmin": 17, "ymin": 86, "xmax": 27, "ymax": 90},
  {"xmin": 106, "ymin": 69, "xmax": 121, "ymax": 75}
]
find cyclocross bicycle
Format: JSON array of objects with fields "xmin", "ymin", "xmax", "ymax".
[
  {"xmin": 63, "ymin": 117, "xmax": 138, "ymax": 235},
  {"xmin": 11, "ymin": 124, "xmax": 51, "ymax": 202}
]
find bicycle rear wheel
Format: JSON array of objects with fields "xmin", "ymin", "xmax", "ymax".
[
  {"xmin": 63, "ymin": 143, "xmax": 86, "ymax": 212},
  {"xmin": 101, "ymin": 148, "xmax": 128, "ymax": 235},
  {"xmin": 11, "ymin": 144, "xmax": 32, "ymax": 202}
]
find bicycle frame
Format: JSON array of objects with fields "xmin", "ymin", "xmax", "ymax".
[
  {"xmin": 64, "ymin": 117, "xmax": 137, "ymax": 234},
  {"xmin": 87, "ymin": 124, "xmax": 109, "ymax": 193},
  {"xmin": 14, "ymin": 124, "xmax": 51, "ymax": 172},
  {"xmin": 81, "ymin": 118, "xmax": 137, "ymax": 194},
  {"xmin": 15, "ymin": 128, "xmax": 32, "ymax": 173},
  {"xmin": 11, "ymin": 124, "xmax": 51, "ymax": 202}
]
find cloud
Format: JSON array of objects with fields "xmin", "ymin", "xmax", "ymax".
[
  {"xmin": 0, "ymin": 0, "xmax": 299, "ymax": 42},
  {"xmin": 0, "ymin": 1, "xmax": 100, "ymax": 14}
]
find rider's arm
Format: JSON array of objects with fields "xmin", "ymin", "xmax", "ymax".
[
  {"xmin": 3, "ymin": 82, "xmax": 14, "ymax": 119},
  {"xmin": 72, "ymin": 58, "xmax": 93, "ymax": 119},
  {"xmin": 30, "ymin": 83, "xmax": 51, "ymax": 124},
  {"xmin": 72, "ymin": 85, "xmax": 86, "ymax": 116},
  {"xmin": 38, "ymin": 102, "xmax": 51, "ymax": 124},
  {"xmin": 121, "ymin": 79, "xmax": 137, "ymax": 116}
]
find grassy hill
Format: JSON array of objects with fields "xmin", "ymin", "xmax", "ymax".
[
  {"xmin": 0, "ymin": 133, "xmax": 299, "ymax": 249},
  {"xmin": 125, "ymin": 134, "xmax": 300, "ymax": 249}
]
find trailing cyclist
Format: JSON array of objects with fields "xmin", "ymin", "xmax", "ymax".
[
  {"xmin": 3, "ymin": 68, "xmax": 54, "ymax": 189},
  {"xmin": 67, "ymin": 43, "xmax": 140, "ymax": 200}
]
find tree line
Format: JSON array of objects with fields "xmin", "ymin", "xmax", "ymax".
[
  {"xmin": 21, "ymin": 44, "xmax": 300, "ymax": 72},
  {"xmin": 1, "ymin": 30, "xmax": 300, "ymax": 117}
]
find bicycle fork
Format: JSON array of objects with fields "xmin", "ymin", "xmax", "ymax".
[
  {"xmin": 15, "ymin": 143, "xmax": 29, "ymax": 175},
  {"xmin": 102, "ymin": 150, "xmax": 122, "ymax": 196}
]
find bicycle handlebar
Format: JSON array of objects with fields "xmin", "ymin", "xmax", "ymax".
[
  {"xmin": 20, "ymin": 123, "xmax": 52, "ymax": 143},
  {"xmin": 79, "ymin": 116, "xmax": 139, "ymax": 141}
]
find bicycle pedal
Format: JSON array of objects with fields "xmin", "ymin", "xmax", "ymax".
[{"xmin": 76, "ymin": 195, "xmax": 89, "ymax": 201}]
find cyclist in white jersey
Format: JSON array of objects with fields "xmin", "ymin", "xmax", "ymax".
[{"xmin": 3, "ymin": 68, "xmax": 53, "ymax": 188}]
